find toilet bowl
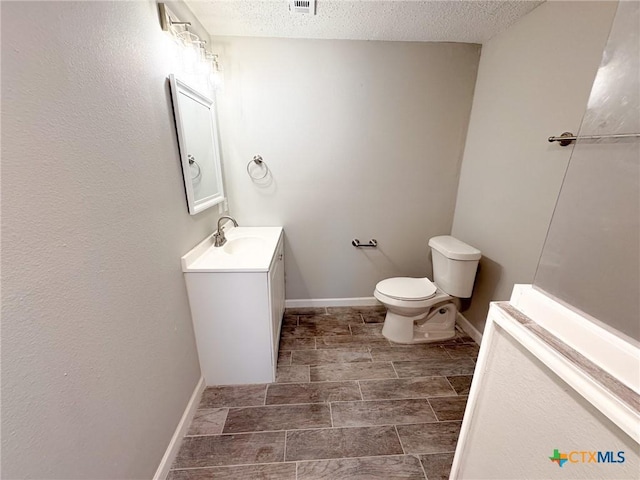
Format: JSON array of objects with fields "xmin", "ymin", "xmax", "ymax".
[
  {"xmin": 374, "ymin": 236, "xmax": 481, "ymax": 344},
  {"xmin": 374, "ymin": 277, "xmax": 460, "ymax": 343}
]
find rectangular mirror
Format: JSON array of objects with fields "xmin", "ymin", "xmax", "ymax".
[{"xmin": 169, "ymin": 74, "xmax": 225, "ymax": 215}]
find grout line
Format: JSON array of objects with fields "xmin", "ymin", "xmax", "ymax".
[
  {"xmin": 263, "ymin": 385, "xmax": 268, "ymax": 405},
  {"xmin": 443, "ymin": 346, "xmax": 457, "ymax": 360},
  {"xmin": 394, "ymin": 425, "xmax": 406, "ymax": 455},
  {"xmin": 290, "ymin": 453, "xmax": 420, "ymax": 470},
  {"xmin": 328, "ymin": 402, "xmax": 334, "ymax": 427},
  {"xmin": 219, "ymin": 408, "xmax": 229, "ymax": 436},
  {"xmin": 170, "ymin": 459, "xmax": 297, "ymax": 472},
  {"xmin": 295, "ymin": 460, "xmax": 298, "ymax": 480},
  {"xmin": 205, "ymin": 393, "xmax": 460, "ymax": 412},
  {"xmin": 180, "ymin": 421, "xmax": 463, "ymax": 439},
  {"xmin": 273, "ymin": 380, "xmax": 313, "ymax": 386},
  {"xmin": 210, "ymin": 421, "xmax": 460, "ymax": 435},
  {"xmin": 426, "ymin": 397, "xmax": 440, "ymax": 422},
  {"xmin": 284, "ymin": 428, "xmax": 288, "ymax": 462},
  {"xmin": 288, "ymin": 346, "xmax": 372, "ymax": 352},
  {"xmin": 184, "ymin": 407, "xmax": 229, "ymax": 437},
  {"xmin": 258, "ymin": 394, "xmax": 462, "ymax": 409},
  {"xmin": 294, "ymin": 453, "xmax": 421, "ymax": 469},
  {"xmin": 418, "ymin": 452, "xmax": 429, "ymax": 480},
  {"xmin": 306, "ymin": 366, "xmax": 311, "ymax": 382},
  {"xmin": 326, "ymin": 397, "xmax": 452, "ymax": 405},
  {"xmin": 443, "ymin": 376, "xmax": 458, "ymax": 395},
  {"xmin": 219, "ymin": 408, "xmax": 229, "ymax": 434},
  {"xmin": 357, "ymin": 380, "xmax": 364, "ymax": 401},
  {"xmin": 298, "ymin": 453, "xmax": 412, "ymax": 463},
  {"xmin": 390, "ymin": 362, "xmax": 400, "ymax": 379},
  {"xmin": 225, "ymin": 401, "xmax": 345, "ymax": 410},
  {"xmin": 291, "ymin": 360, "xmax": 373, "ymax": 369},
  {"xmin": 170, "ymin": 453, "xmax": 450, "ymax": 473},
  {"xmin": 308, "ymin": 376, "xmax": 397, "ymax": 383}
]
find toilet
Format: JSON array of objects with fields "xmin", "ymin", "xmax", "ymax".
[{"xmin": 374, "ymin": 236, "xmax": 481, "ymax": 344}]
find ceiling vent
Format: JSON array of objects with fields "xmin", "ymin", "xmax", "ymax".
[{"xmin": 290, "ymin": 0, "xmax": 316, "ymax": 15}]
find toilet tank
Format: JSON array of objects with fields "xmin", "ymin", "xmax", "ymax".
[{"xmin": 428, "ymin": 236, "xmax": 481, "ymax": 298}]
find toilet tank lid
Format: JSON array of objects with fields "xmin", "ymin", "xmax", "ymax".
[{"xmin": 429, "ymin": 236, "xmax": 481, "ymax": 261}]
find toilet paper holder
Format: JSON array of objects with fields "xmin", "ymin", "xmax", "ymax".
[{"xmin": 352, "ymin": 239, "xmax": 378, "ymax": 248}]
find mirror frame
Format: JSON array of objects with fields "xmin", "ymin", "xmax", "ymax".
[{"xmin": 169, "ymin": 74, "xmax": 225, "ymax": 215}]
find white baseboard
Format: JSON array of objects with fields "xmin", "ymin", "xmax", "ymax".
[
  {"xmin": 456, "ymin": 312, "xmax": 483, "ymax": 345},
  {"xmin": 153, "ymin": 376, "xmax": 205, "ymax": 480},
  {"xmin": 285, "ymin": 297, "xmax": 381, "ymax": 308}
]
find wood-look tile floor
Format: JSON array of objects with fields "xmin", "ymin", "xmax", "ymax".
[{"xmin": 169, "ymin": 306, "xmax": 479, "ymax": 480}]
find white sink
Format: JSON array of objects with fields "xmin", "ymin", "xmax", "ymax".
[
  {"xmin": 181, "ymin": 226, "xmax": 283, "ymax": 272},
  {"xmin": 223, "ymin": 236, "xmax": 266, "ymax": 256}
]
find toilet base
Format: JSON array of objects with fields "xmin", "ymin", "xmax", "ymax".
[{"xmin": 381, "ymin": 303, "xmax": 457, "ymax": 344}]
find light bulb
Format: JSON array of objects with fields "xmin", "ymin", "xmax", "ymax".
[
  {"xmin": 207, "ymin": 55, "xmax": 224, "ymax": 91},
  {"xmin": 177, "ymin": 31, "xmax": 200, "ymax": 75}
]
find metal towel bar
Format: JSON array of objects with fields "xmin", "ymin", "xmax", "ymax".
[
  {"xmin": 548, "ymin": 131, "xmax": 640, "ymax": 146},
  {"xmin": 352, "ymin": 239, "xmax": 378, "ymax": 248}
]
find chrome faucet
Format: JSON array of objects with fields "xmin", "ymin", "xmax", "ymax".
[{"xmin": 213, "ymin": 216, "xmax": 238, "ymax": 247}]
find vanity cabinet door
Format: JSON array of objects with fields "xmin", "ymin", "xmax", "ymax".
[{"xmin": 269, "ymin": 236, "xmax": 285, "ymax": 365}]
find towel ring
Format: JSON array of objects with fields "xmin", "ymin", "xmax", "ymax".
[
  {"xmin": 188, "ymin": 154, "xmax": 201, "ymax": 180},
  {"xmin": 246, "ymin": 155, "xmax": 269, "ymax": 180}
]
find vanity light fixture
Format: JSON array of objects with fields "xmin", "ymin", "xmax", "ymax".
[
  {"xmin": 158, "ymin": 3, "xmax": 191, "ymax": 31},
  {"xmin": 158, "ymin": 2, "xmax": 223, "ymax": 89}
]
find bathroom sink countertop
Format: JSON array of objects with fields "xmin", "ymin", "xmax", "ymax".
[{"xmin": 182, "ymin": 226, "xmax": 283, "ymax": 273}]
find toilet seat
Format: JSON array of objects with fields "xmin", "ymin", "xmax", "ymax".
[
  {"xmin": 375, "ymin": 277, "xmax": 437, "ymax": 301},
  {"xmin": 374, "ymin": 277, "xmax": 457, "ymax": 344}
]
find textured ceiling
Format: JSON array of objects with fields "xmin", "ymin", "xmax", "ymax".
[{"xmin": 185, "ymin": 0, "xmax": 544, "ymax": 44}]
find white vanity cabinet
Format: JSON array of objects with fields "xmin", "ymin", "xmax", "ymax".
[
  {"xmin": 182, "ymin": 227, "xmax": 285, "ymax": 385},
  {"xmin": 268, "ymin": 239, "xmax": 286, "ymax": 366}
]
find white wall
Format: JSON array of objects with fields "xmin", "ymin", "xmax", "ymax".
[
  {"xmin": 457, "ymin": 325, "xmax": 639, "ymax": 479},
  {"xmin": 1, "ymin": 1, "xmax": 221, "ymax": 478},
  {"xmin": 451, "ymin": 1, "xmax": 617, "ymax": 332},
  {"xmin": 212, "ymin": 37, "xmax": 480, "ymax": 299}
]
